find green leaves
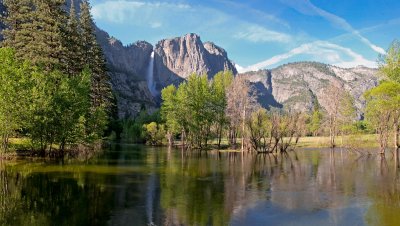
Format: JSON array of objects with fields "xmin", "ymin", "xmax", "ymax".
[
  {"xmin": 0, "ymin": 0, "xmax": 111, "ymax": 153},
  {"xmin": 0, "ymin": 48, "xmax": 31, "ymax": 151},
  {"xmin": 380, "ymin": 40, "xmax": 400, "ymax": 83},
  {"xmin": 161, "ymin": 71, "xmax": 234, "ymax": 148}
]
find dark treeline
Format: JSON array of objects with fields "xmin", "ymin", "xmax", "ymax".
[{"xmin": 0, "ymin": 0, "xmax": 111, "ymax": 155}]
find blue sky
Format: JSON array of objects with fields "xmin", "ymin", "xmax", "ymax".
[{"xmin": 90, "ymin": 0, "xmax": 400, "ymax": 72}]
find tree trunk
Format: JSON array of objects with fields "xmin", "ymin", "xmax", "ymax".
[
  {"xmin": 241, "ymin": 107, "xmax": 246, "ymax": 152},
  {"xmin": 167, "ymin": 131, "xmax": 173, "ymax": 147},
  {"xmin": 217, "ymin": 124, "xmax": 222, "ymax": 149},
  {"xmin": 394, "ymin": 121, "xmax": 399, "ymax": 149},
  {"xmin": 181, "ymin": 129, "xmax": 185, "ymax": 148}
]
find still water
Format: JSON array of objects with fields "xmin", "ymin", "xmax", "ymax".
[{"xmin": 1, "ymin": 145, "xmax": 400, "ymax": 226}]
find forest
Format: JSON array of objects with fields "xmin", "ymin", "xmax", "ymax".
[{"xmin": 0, "ymin": 0, "xmax": 111, "ymax": 155}]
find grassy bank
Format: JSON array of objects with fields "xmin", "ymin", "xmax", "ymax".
[
  {"xmin": 295, "ymin": 134, "xmax": 382, "ymax": 148},
  {"xmin": 171, "ymin": 134, "xmax": 388, "ymax": 151}
]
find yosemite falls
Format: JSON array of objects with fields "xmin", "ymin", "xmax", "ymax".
[{"xmin": 146, "ymin": 51, "xmax": 157, "ymax": 96}]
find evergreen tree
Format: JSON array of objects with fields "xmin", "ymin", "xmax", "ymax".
[
  {"xmin": 0, "ymin": 0, "xmax": 112, "ymax": 152},
  {"xmin": 1, "ymin": 0, "xmax": 34, "ymax": 52},
  {"xmin": 64, "ymin": 0, "xmax": 83, "ymax": 76},
  {"xmin": 79, "ymin": 0, "xmax": 111, "ymax": 108},
  {"xmin": 4, "ymin": 0, "xmax": 67, "ymax": 71}
]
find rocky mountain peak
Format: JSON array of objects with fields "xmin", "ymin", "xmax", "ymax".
[
  {"xmin": 153, "ymin": 33, "xmax": 237, "ymax": 90},
  {"xmin": 203, "ymin": 42, "xmax": 227, "ymax": 57}
]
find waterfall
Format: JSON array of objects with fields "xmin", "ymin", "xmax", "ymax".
[{"xmin": 146, "ymin": 51, "xmax": 157, "ymax": 96}]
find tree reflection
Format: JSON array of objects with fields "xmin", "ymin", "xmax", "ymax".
[{"xmin": 2, "ymin": 147, "xmax": 400, "ymax": 225}]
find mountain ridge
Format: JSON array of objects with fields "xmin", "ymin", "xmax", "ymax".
[
  {"xmin": 241, "ymin": 61, "xmax": 379, "ymax": 117},
  {"xmin": 0, "ymin": 1, "xmax": 379, "ymax": 119}
]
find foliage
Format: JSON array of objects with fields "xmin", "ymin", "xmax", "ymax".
[
  {"xmin": 120, "ymin": 110, "xmax": 162, "ymax": 143},
  {"xmin": 379, "ymin": 40, "xmax": 400, "ymax": 83},
  {"xmin": 365, "ymin": 81, "xmax": 400, "ymax": 152},
  {"xmin": 161, "ymin": 72, "xmax": 240, "ymax": 149},
  {"xmin": 308, "ymin": 103, "xmax": 323, "ymax": 136},
  {"xmin": 143, "ymin": 122, "xmax": 166, "ymax": 145},
  {"xmin": 27, "ymin": 69, "xmax": 92, "ymax": 152},
  {"xmin": 0, "ymin": 48, "xmax": 31, "ymax": 151},
  {"xmin": 246, "ymin": 108, "xmax": 306, "ymax": 153},
  {"xmin": 0, "ymin": 0, "xmax": 112, "ymax": 154},
  {"xmin": 0, "ymin": 47, "xmax": 106, "ymax": 153},
  {"xmin": 246, "ymin": 108, "xmax": 271, "ymax": 151}
]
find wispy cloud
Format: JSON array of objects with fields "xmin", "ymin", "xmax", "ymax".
[
  {"xmin": 92, "ymin": 0, "xmax": 293, "ymax": 45},
  {"xmin": 238, "ymin": 41, "xmax": 377, "ymax": 72},
  {"xmin": 281, "ymin": 0, "xmax": 386, "ymax": 55},
  {"xmin": 150, "ymin": 22, "xmax": 162, "ymax": 28},
  {"xmin": 92, "ymin": 1, "xmax": 191, "ymax": 24},
  {"xmin": 234, "ymin": 25, "xmax": 292, "ymax": 43},
  {"xmin": 217, "ymin": 0, "xmax": 290, "ymax": 29}
]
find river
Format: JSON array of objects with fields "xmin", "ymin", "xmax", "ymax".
[{"xmin": 1, "ymin": 145, "xmax": 399, "ymax": 226}]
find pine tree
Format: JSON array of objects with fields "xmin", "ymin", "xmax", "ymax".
[
  {"xmin": 79, "ymin": 0, "xmax": 111, "ymax": 108},
  {"xmin": 1, "ymin": 0, "xmax": 34, "ymax": 51},
  {"xmin": 63, "ymin": 0, "xmax": 83, "ymax": 76},
  {"xmin": 2, "ymin": 0, "xmax": 67, "ymax": 71}
]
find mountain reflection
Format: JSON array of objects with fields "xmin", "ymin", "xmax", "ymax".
[{"xmin": 1, "ymin": 146, "xmax": 400, "ymax": 226}]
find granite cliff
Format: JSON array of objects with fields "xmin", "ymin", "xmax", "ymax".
[
  {"xmin": 153, "ymin": 33, "xmax": 237, "ymax": 89},
  {"xmin": 242, "ymin": 62, "xmax": 379, "ymax": 116},
  {"xmin": 97, "ymin": 32, "xmax": 237, "ymax": 118}
]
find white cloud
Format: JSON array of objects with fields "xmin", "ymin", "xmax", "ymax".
[
  {"xmin": 92, "ymin": 1, "xmax": 191, "ymax": 23},
  {"xmin": 150, "ymin": 22, "xmax": 162, "ymax": 28},
  {"xmin": 234, "ymin": 25, "xmax": 292, "ymax": 43},
  {"xmin": 239, "ymin": 41, "xmax": 377, "ymax": 72},
  {"xmin": 92, "ymin": 0, "xmax": 294, "ymax": 46},
  {"xmin": 281, "ymin": 0, "xmax": 386, "ymax": 55},
  {"xmin": 218, "ymin": 0, "xmax": 290, "ymax": 29}
]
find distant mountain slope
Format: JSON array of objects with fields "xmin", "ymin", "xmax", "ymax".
[{"xmin": 241, "ymin": 62, "xmax": 379, "ymax": 116}]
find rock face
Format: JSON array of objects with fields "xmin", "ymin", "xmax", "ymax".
[
  {"xmin": 99, "ymin": 32, "xmax": 237, "ymax": 118},
  {"xmin": 153, "ymin": 33, "xmax": 237, "ymax": 89},
  {"xmin": 242, "ymin": 62, "xmax": 379, "ymax": 116},
  {"xmin": 95, "ymin": 29, "xmax": 156, "ymax": 118}
]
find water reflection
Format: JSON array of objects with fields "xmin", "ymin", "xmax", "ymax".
[{"xmin": 1, "ymin": 146, "xmax": 400, "ymax": 226}]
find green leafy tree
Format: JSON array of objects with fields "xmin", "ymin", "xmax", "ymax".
[
  {"xmin": 185, "ymin": 73, "xmax": 215, "ymax": 148},
  {"xmin": 161, "ymin": 85, "xmax": 179, "ymax": 146},
  {"xmin": 161, "ymin": 72, "xmax": 234, "ymax": 149},
  {"xmin": 0, "ymin": 48, "xmax": 31, "ymax": 151},
  {"xmin": 379, "ymin": 40, "xmax": 400, "ymax": 83},
  {"xmin": 379, "ymin": 40, "xmax": 400, "ymax": 148},
  {"xmin": 143, "ymin": 122, "xmax": 166, "ymax": 145},
  {"xmin": 365, "ymin": 81, "xmax": 400, "ymax": 153},
  {"xmin": 211, "ymin": 71, "xmax": 234, "ymax": 148},
  {"xmin": 246, "ymin": 108, "xmax": 271, "ymax": 152},
  {"xmin": 309, "ymin": 103, "xmax": 323, "ymax": 136},
  {"xmin": 27, "ymin": 69, "xmax": 92, "ymax": 153}
]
